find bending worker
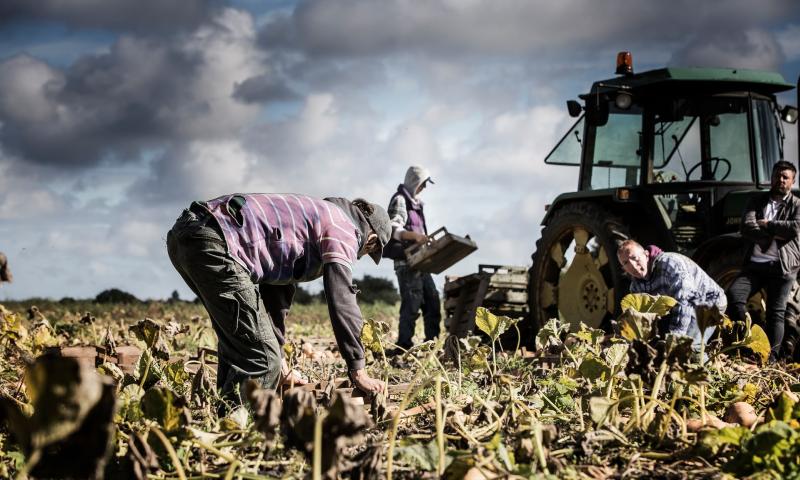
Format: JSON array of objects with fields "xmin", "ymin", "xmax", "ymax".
[
  {"xmin": 167, "ymin": 193, "xmax": 391, "ymax": 412},
  {"xmin": 617, "ymin": 240, "xmax": 726, "ymax": 348}
]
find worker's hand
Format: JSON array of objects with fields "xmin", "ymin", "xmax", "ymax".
[
  {"xmin": 408, "ymin": 231, "xmax": 429, "ymax": 245},
  {"xmin": 757, "ymin": 219, "xmax": 769, "ymax": 228},
  {"xmin": 280, "ymin": 358, "xmax": 309, "ymax": 387},
  {"xmin": 349, "ymin": 369, "xmax": 385, "ymax": 395}
]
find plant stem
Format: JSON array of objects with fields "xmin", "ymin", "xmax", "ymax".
[
  {"xmin": 313, "ymin": 410, "xmax": 326, "ymax": 480},
  {"xmin": 435, "ymin": 375, "xmax": 445, "ymax": 475},
  {"xmin": 151, "ymin": 426, "xmax": 187, "ymax": 480}
]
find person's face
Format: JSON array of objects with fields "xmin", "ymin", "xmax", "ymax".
[
  {"xmin": 771, "ymin": 167, "xmax": 795, "ymax": 196},
  {"xmin": 415, "ymin": 181, "xmax": 427, "ymax": 196},
  {"xmin": 618, "ymin": 244, "xmax": 649, "ymax": 279},
  {"xmin": 358, "ymin": 233, "xmax": 380, "ymax": 258}
]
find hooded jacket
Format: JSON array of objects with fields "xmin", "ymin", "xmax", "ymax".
[{"xmin": 384, "ymin": 166, "xmax": 433, "ymax": 261}]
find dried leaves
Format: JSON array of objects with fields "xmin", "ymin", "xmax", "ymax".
[
  {"xmin": 0, "ymin": 355, "xmax": 116, "ymax": 479},
  {"xmin": 245, "ymin": 382, "xmax": 374, "ymax": 479}
]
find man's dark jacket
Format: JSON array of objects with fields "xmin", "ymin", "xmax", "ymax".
[{"xmin": 740, "ymin": 192, "xmax": 800, "ymax": 276}]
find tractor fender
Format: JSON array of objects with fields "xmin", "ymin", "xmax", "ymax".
[
  {"xmin": 542, "ymin": 190, "xmax": 624, "ymax": 226},
  {"xmin": 691, "ymin": 233, "xmax": 746, "ymax": 270}
]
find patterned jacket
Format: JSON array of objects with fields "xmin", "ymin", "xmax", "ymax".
[{"xmin": 629, "ymin": 248, "xmax": 726, "ymax": 337}]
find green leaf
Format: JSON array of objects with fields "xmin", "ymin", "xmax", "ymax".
[
  {"xmin": 589, "ymin": 396, "xmax": 615, "ymax": 426},
  {"xmin": 535, "ymin": 318, "xmax": 569, "ymax": 350},
  {"xmin": 742, "ymin": 324, "xmax": 771, "ymax": 365},
  {"xmin": 360, "ymin": 317, "xmax": 389, "ymax": 354},
  {"xmin": 766, "ymin": 392, "xmax": 799, "ymax": 423},
  {"xmin": 116, "ymin": 384, "xmax": 145, "ymax": 423},
  {"xmin": 140, "ymin": 387, "xmax": 190, "ymax": 433},
  {"xmin": 604, "ymin": 343, "xmax": 629, "ymax": 370},
  {"xmin": 695, "ymin": 305, "xmax": 727, "ymax": 333},
  {"xmin": 163, "ymin": 361, "xmax": 191, "ymax": 392},
  {"xmin": 697, "ymin": 426, "xmax": 751, "ymax": 457},
  {"xmin": 618, "ymin": 307, "xmax": 659, "ymax": 341},
  {"xmin": 578, "ymin": 355, "xmax": 611, "ymax": 381},
  {"xmin": 620, "ymin": 293, "xmax": 677, "ymax": 316},
  {"xmin": 573, "ymin": 324, "xmax": 606, "ymax": 350},
  {"xmin": 474, "ymin": 307, "xmax": 518, "ymax": 342},
  {"xmin": 459, "ymin": 336, "xmax": 482, "ymax": 352},
  {"xmin": 394, "ymin": 439, "xmax": 444, "ymax": 471}
]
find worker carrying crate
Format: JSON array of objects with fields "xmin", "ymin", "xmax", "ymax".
[{"xmin": 384, "ymin": 166, "xmax": 477, "ymax": 354}]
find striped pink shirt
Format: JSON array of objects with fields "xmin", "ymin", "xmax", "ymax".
[{"xmin": 202, "ymin": 194, "xmax": 360, "ymax": 283}]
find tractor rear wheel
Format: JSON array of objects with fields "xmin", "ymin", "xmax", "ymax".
[{"xmin": 528, "ymin": 202, "xmax": 628, "ymax": 334}]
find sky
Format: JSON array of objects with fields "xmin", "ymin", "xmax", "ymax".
[{"xmin": 1, "ymin": 0, "xmax": 800, "ymax": 301}]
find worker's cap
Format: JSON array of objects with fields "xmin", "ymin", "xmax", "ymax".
[{"xmin": 361, "ymin": 202, "xmax": 392, "ymax": 265}]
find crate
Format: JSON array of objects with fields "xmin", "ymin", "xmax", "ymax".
[
  {"xmin": 444, "ymin": 264, "xmax": 529, "ymax": 337},
  {"xmin": 405, "ymin": 227, "xmax": 478, "ymax": 274}
]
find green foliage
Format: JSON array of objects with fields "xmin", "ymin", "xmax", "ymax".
[
  {"xmin": 0, "ymin": 294, "xmax": 797, "ymax": 479},
  {"xmin": 474, "ymin": 307, "xmax": 518, "ymax": 343},
  {"xmin": 360, "ymin": 317, "xmax": 390, "ymax": 354},
  {"xmin": 354, "ymin": 275, "xmax": 400, "ymax": 304},
  {"xmin": 94, "ymin": 288, "xmax": 140, "ymax": 304},
  {"xmin": 535, "ymin": 318, "xmax": 569, "ymax": 350},
  {"xmin": 141, "ymin": 387, "xmax": 190, "ymax": 434},
  {"xmin": 617, "ymin": 293, "xmax": 677, "ymax": 341}
]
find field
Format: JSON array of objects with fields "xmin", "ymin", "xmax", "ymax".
[{"xmin": 0, "ymin": 296, "xmax": 799, "ymax": 479}]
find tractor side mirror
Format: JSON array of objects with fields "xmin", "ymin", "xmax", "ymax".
[
  {"xmin": 586, "ymin": 96, "xmax": 609, "ymax": 127},
  {"xmin": 781, "ymin": 105, "xmax": 798, "ymax": 124},
  {"xmin": 566, "ymin": 100, "xmax": 582, "ymax": 118}
]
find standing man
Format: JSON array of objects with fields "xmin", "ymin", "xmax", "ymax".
[
  {"xmin": 167, "ymin": 193, "xmax": 391, "ymax": 412},
  {"xmin": 385, "ymin": 166, "xmax": 441, "ymax": 352},
  {"xmin": 727, "ymin": 160, "xmax": 800, "ymax": 362},
  {"xmin": 617, "ymin": 240, "xmax": 727, "ymax": 348}
]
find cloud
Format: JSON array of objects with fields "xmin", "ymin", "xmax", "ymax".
[
  {"xmin": 233, "ymin": 73, "xmax": 299, "ymax": 103},
  {"xmin": 261, "ymin": 0, "xmax": 799, "ymax": 59},
  {"xmin": 129, "ymin": 139, "xmax": 261, "ymax": 203},
  {"xmin": 0, "ymin": 8, "xmax": 265, "ymax": 169},
  {"xmin": 0, "ymin": 0, "xmax": 221, "ymax": 33},
  {"xmin": 777, "ymin": 24, "xmax": 800, "ymax": 61},
  {"xmin": 670, "ymin": 29, "xmax": 785, "ymax": 70}
]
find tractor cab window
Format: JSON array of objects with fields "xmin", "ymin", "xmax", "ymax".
[
  {"xmin": 752, "ymin": 97, "xmax": 783, "ymax": 184},
  {"xmin": 652, "ymin": 96, "xmax": 752, "ymax": 183},
  {"xmin": 590, "ymin": 108, "xmax": 642, "ymax": 189},
  {"xmin": 544, "ymin": 116, "xmax": 584, "ymax": 166}
]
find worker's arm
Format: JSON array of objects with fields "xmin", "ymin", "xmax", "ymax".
[
  {"xmin": 388, "ymin": 194, "xmax": 427, "ymax": 244},
  {"xmin": 322, "ymin": 263, "xmax": 385, "ymax": 394},
  {"xmin": 764, "ymin": 201, "xmax": 800, "ymax": 240},
  {"xmin": 740, "ymin": 196, "xmax": 772, "ymax": 249}
]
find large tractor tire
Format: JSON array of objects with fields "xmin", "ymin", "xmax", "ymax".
[
  {"xmin": 706, "ymin": 250, "xmax": 800, "ymax": 361},
  {"xmin": 528, "ymin": 202, "xmax": 629, "ymax": 335}
]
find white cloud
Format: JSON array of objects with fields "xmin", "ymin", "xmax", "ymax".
[
  {"xmin": 777, "ymin": 24, "xmax": 800, "ymax": 61},
  {"xmin": 671, "ymin": 29, "xmax": 785, "ymax": 70}
]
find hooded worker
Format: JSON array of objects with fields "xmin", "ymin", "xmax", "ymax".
[
  {"xmin": 385, "ymin": 166, "xmax": 442, "ymax": 352},
  {"xmin": 167, "ymin": 193, "xmax": 391, "ymax": 414}
]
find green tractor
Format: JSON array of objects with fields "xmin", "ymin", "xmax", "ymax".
[{"xmin": 528, "ymin": 53, "xmax": 800, "ymax": 354}]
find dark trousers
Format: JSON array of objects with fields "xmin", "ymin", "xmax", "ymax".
[
  {"xmin": 727, "ymin": 261, "xmax": 795, "ymax": 361},
  {"xmin": 396, "ymin": 264, "xmax": 441, "ymax": 349},
  {"xmin": 167, "ymin": 205, "xmax": 282, "ymax": 411}
]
